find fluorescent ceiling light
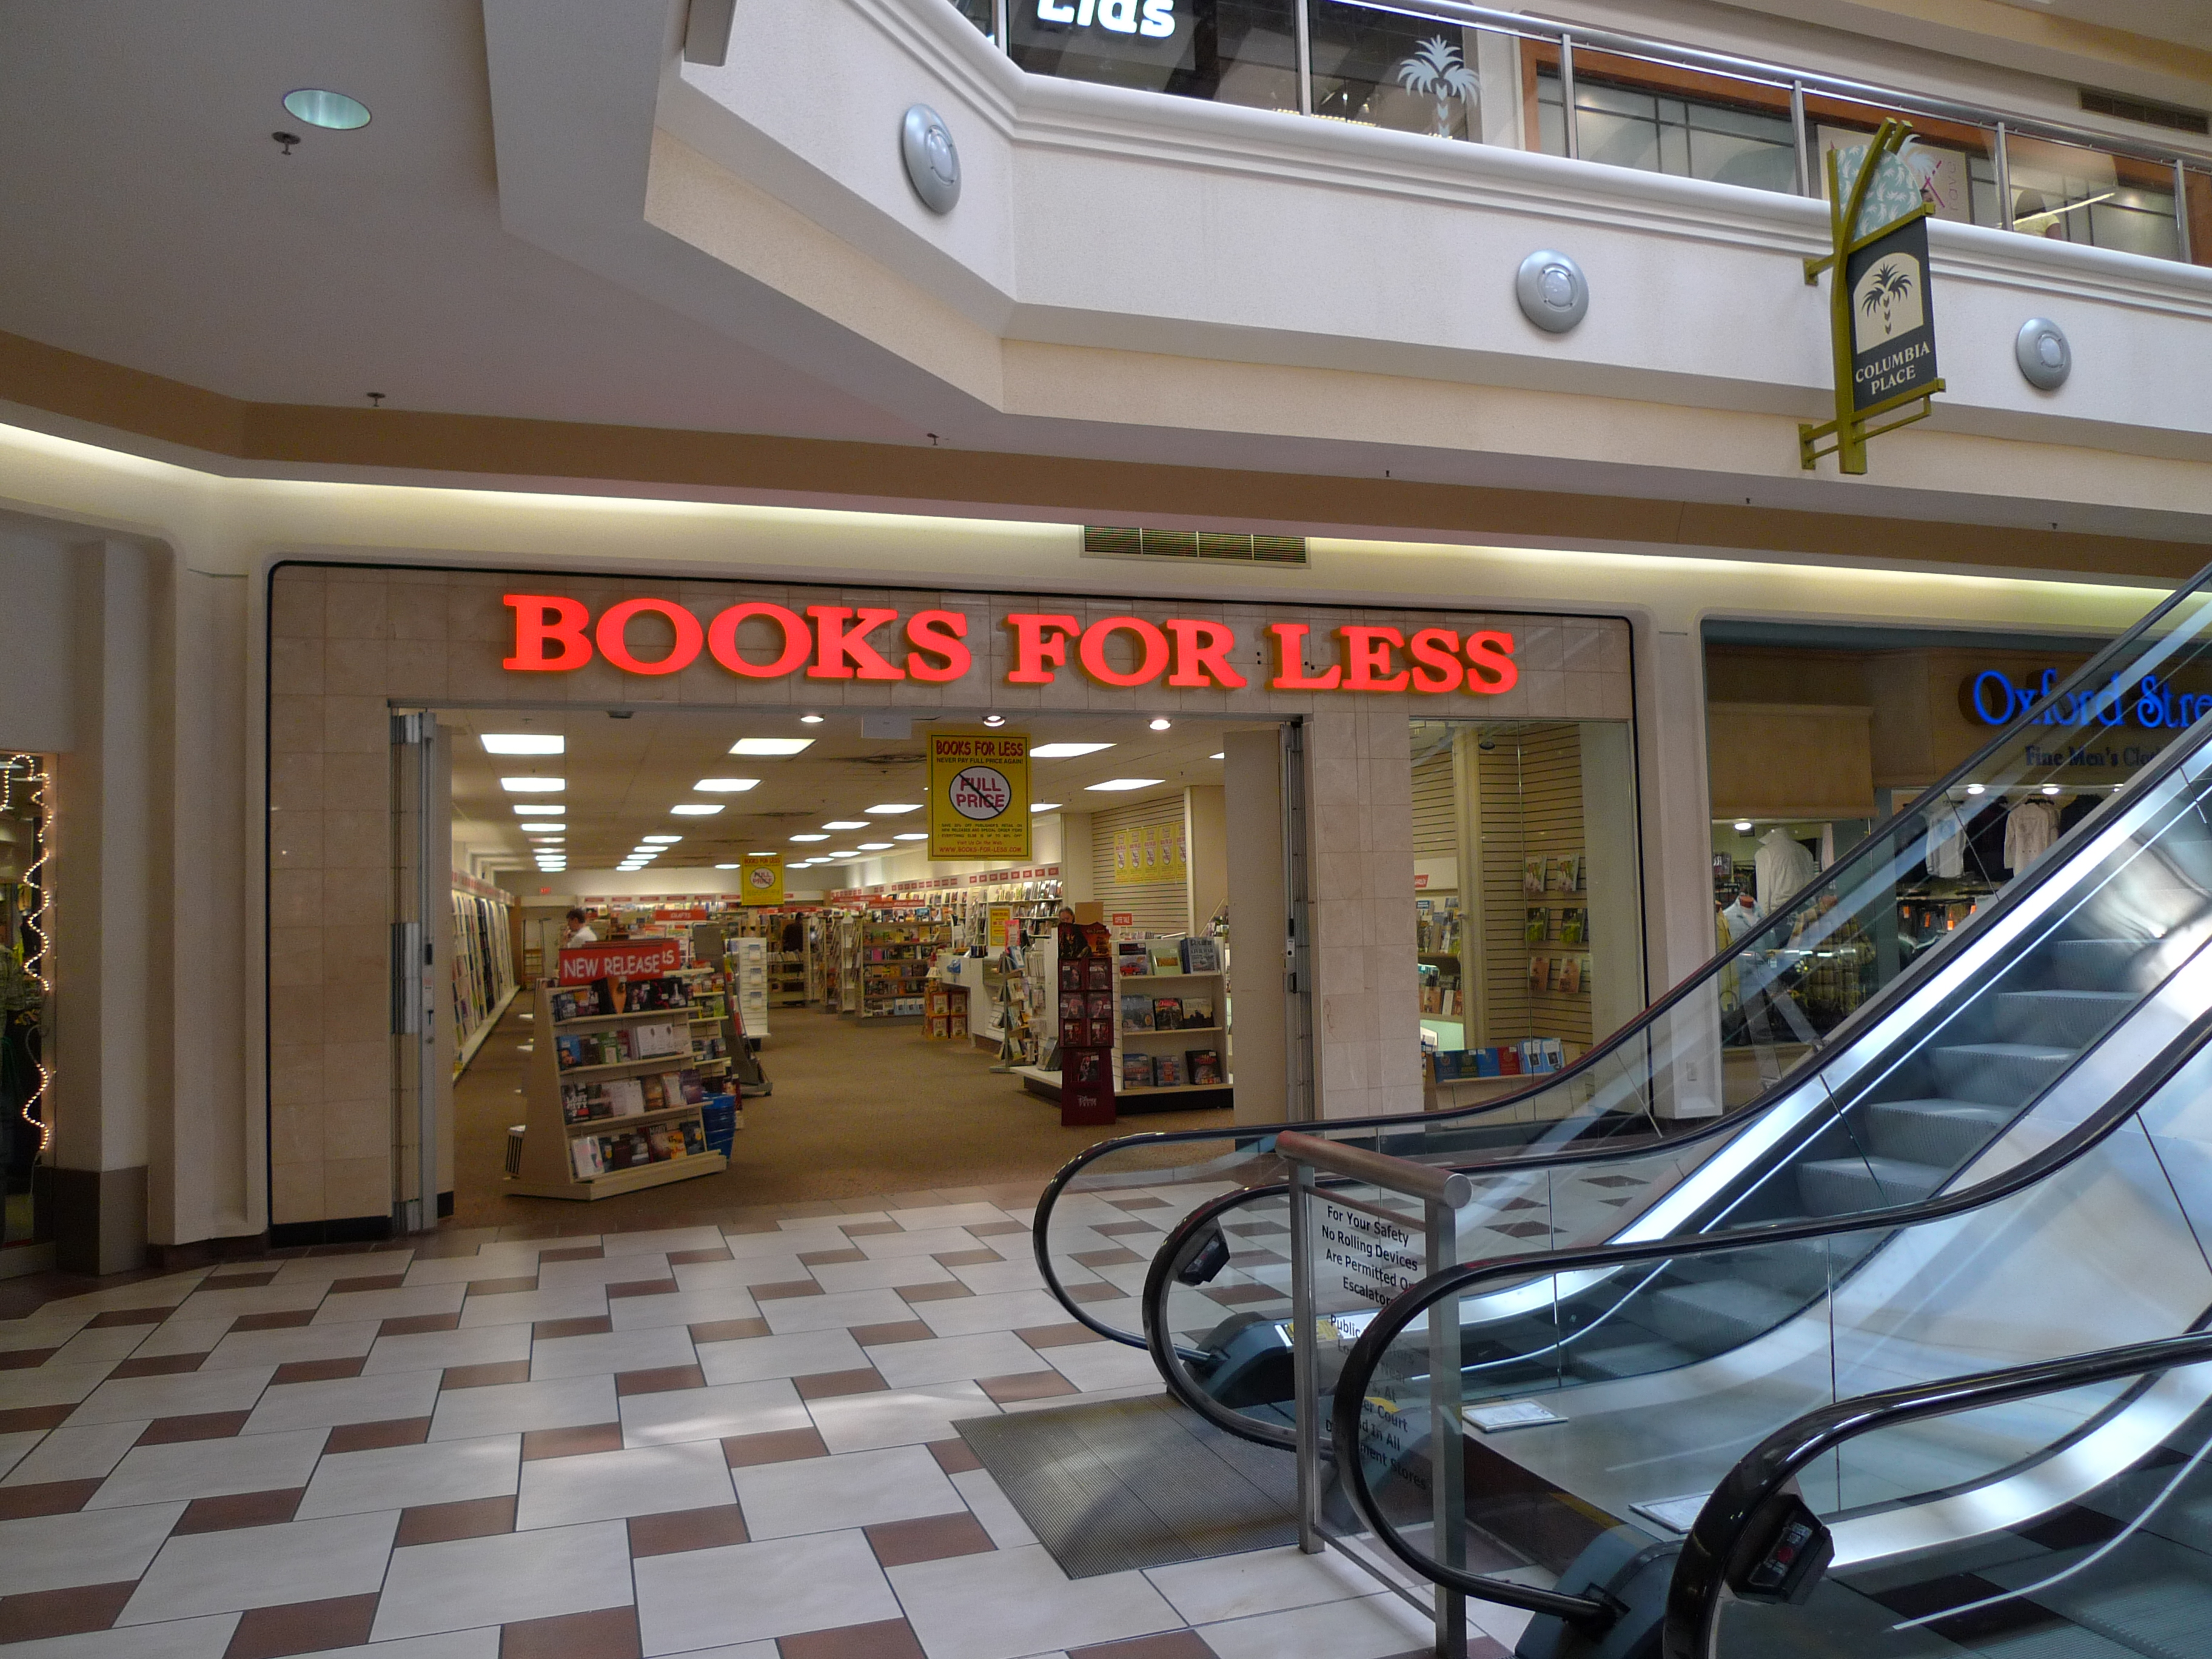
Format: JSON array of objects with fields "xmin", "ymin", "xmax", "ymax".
[
  {"xmin": 1733, "ymin": 819, "xmax": 1753, "ymax": 833},
  {"xmin": 790, "ymin": 833, "xmax": 829, "ymax": 842},
  {"xmin": 1030, "ymin": 802, "xmax": 1061, "ymax": 813},
  {"xmin": 1031, "ymin": 742, "xmax": 1114, "ymax": 759},
  {"xmin": 859, "ymin": 842, "xmax": 893, "ymax": 851},
  {"xmin": 983, "ymin": 715, "xmax": 1006, "ymax": 727},
  {"xmin": 744, "ymin": 850, "xmax": 775, "ymax": 857},
  {"xmin": 1086, "ymin": 778, "xmax": 1164, "ymax": 792},
  {"xmin": 1148, "ymin": 718, "xmax": 1171, "ymax": 731},
  {"xmin": 893, "ymin": 832, "xmax": 928, "ymax": 841},
  {"xmin": 828, "ymin": 850, "xmax": 860, "ymax": 859},
  {"xmin": 693, "ymin": 778, "xmax": 759, "ymax": 793},
  {"xmin": 731, "ymin": 738, "xmax": 814, "ymax": 756},
  {"xmin": 671, "ymin": 804, "xmax": 723, "ymax": 817},
  {"xmin": 642, "ymin": 835, "xmax": 682, "ymax": 843},
  {"xmin": 1210, "ymin": 752, "xmax": 1225, "ymax": 760},
  {"xmin": 822, "ymin": 820, "xmax": 869, "ymax": 831},
  {"xmin": 480, "ymin": 734, "xmax": 563, "ymax": 755},
  {"xmin": 799, "ymin": 714, "xmax": 824, "ymax": 725},
  {"xmin": 500, "ymin": 777, "xmax": 565, "ymax": 793},
  {"xmin": 283, "ymin": 88, "xmax": 372, "ymax": 130},
  {"xmin": 715, "ymin": 863, "xmax": 740, "ymax": 870},
  {"xmin": 866, "ymin": 803, "xmax": 920, "ymax": 815},
  {"xmin": 512, "ymin": 804, "xmax": 563, "ymax": 816}
]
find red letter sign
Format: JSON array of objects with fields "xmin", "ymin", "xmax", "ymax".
[
  {"xmin": 706, "ymin": 602, "xmax": 811, "ymax": 679},
  {"xmin": 1339, "ymin": 626, "xmax": 1410, "ymax": 692},
  {"xmin": 1407, "ymin": 628, "xmax": 1464, "ymax": 694},
  {"xmin": 503, "ymin": 594, "xmax": 592, "ymax": 672},
  {"xmin": 1006, "ymin": 614, "xmax": 1081, "ymax": 685},
  {"xmin": 904, "ymin": 611, "xmax": 971, "ymax": 683},
  {"xmin": 808, "ymin": 607, "xmax": 907, "ymax": 681},
  {"xmin": 1267, "ymin": 623, "xmax": 1343, "ymax": 690},
  {"xmin": 595, "ymin": 598, "xmax": 704, "ymax": 676},
  {"xmin": 1078, "ymin": 618, "xmax": 1170, "ymax": 688},
  {"xmin": 1165, "ymin": 619, "xmax": 1248, "ymax": 689},
  {"xmin": 1466, "ymin": 630, "xmax": 1518, "ymax": 692}
]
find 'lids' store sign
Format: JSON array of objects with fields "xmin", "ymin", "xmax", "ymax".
[{"xmin": 501, "ymin": 595, "xmax": 1520, "ymax": 698}]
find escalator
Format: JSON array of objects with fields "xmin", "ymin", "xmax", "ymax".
[{"xmin": 1033, "ymin": 560, "xmax": 2212, "ymax": 1452}]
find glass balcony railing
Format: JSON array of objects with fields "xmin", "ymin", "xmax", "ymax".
[{"xmin": 947, "ymin": 0, "xmax": 2210, "ymax": 269}]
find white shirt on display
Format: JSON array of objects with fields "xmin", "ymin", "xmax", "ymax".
[
  {"xmin": 1924, "ymin": 800, "xmax": 1967, "ymax": 879},
  {"xmin": 1754, "ymin": 828, "xmax": 1819, "ymax": 911}
]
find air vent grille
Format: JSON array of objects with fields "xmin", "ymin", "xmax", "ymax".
[
  {"xmin": 2079, "ymin": 89, "xmax": 2208, "ymax": 135},
  {"xmin": 1082, "ymin": 526, "xmax": 1308, "ymax": 566}
]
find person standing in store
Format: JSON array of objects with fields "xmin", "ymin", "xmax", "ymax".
[{"xmin": 563, "ymin": 907, "xmax": 597, "ymax": 946}]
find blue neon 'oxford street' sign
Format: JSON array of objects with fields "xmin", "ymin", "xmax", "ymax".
[{"xmin": 1968, "ymin": 668, "xmax": 2212, "ymax": 731}]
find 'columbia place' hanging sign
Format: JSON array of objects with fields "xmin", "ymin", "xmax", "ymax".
[{"xmin": 1800, "ymin": 119, "xmax": 1945, "ymax": 474}]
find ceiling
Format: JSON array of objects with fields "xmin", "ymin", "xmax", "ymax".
[{"xmin": 441, "ymin": 705, "xmax": 1247, "ymax": 881}]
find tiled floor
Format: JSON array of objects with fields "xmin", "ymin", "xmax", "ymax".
[{"xmin": 0, "ymin": 1194, "xmax": 1530, "ymax": 1659}]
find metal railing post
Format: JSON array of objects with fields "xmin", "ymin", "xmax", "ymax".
[
  {"xmin": 1290, "ymin": 1158, "xmax": 1323, "ymax": 1553},
  {"xmin": 1295, "ymin": 0, "xmax": 1313, "ymax": 117},
  {"xmin": 1558, "ymin": 33, "xmax": 1579, "ymax": 160},
  {"xmin": 1994, "ymin": 121, "xmax": 2014, "ymax": 231},
  {"xmin": 1789, "ymin": 79, "xmax": 1809, "ymax": 197},
  {"xmin": 1427, "ymin": 1195, "xmax": 1468, "ymax": 1659},
  {"xmin": 993, "ymin": 0, "xmax": 1008, "ymax": 51},
  {"xmin": 2177, "ymin": 159, "xmax": 2195, "ymax": 264}
]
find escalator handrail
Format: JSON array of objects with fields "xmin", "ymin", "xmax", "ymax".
[
  {"xmin": 1661, "ymin": 1325, "xmax": 2212, "ymax": 1659},
  {"xmin": 1327, "ymin": 995, "xmax": 2212, "ymax": 1608},
  {"xmin": 1033, "ymin": 558, "xmax": 2212, "ymax": 1336}
]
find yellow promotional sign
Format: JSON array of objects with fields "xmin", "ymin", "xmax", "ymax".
[
  {"xmin": 987, "ymin": 903, "xmax": 1015, "ymax": 950},
  {"xmin": 739, "ymin": 852, "xmax": 785, "ymax": 907},
  {"xmin": 928, "ymin": 729, "xmax": 1030, "ymax": 861}
]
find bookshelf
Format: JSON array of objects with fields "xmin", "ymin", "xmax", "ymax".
[
  {"xmin": 731, "ymin": 937, "xmax": 770, "ymax": 1039},
  {"xmin": 855, "ymin": 914, "xmax": 947, "ymax": 1019},
  {"xmin": 508, "ymin": 972, "xmax": 730, "ymax": 1200},
  {"xmin": 1113, "ymin": 968, "xmax": 1230, "ymax": 1098},
  {"xmin": 451, "ymin": 876, "xmax": 517, "ymax": 1079}
]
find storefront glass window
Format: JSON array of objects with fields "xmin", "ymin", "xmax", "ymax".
[
  {"xmin": 1008, "ymin": 0, "xmax": 1299, "ymax": 113},
  {"xmin": 1308, "ymin": 5, "xmax": 1522, "ymax": 144}
]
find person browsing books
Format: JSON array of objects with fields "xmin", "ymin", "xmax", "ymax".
[{"xmin": 563, "ymin": 907, "xmax": 598, "ymax": 946}]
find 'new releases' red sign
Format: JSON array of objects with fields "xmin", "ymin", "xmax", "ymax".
[
  {"xmin": 502, "ymin": 596, "xmax": 1518, "ymax": 698},
  {"xmin": 555, "ymin": 938, "xmax": 684, "ymax": 985}
]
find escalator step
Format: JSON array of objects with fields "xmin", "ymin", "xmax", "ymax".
[
  {"xmin": 1797, "ymin": 1155, "xmax": 1945, "ymax": 1215},
  {"xmin": 2046, "ymin": 938, "xmax": 2156, "ymax": 993},
  {"xmin": 1991, "ymin": 988, "xmax": 2137, "ymax": 1050},
  {"xmin": 1643, "ymin": 1279, "xmax": 1808, "ymax": 1350},
  {"xmin": 1928, "ymin": 1042, "xmax": 2073, "ymax": 1106},
  {"xmin": 1861, "ymin": 1099, "xmax": 2017, "ymax": 1168}
]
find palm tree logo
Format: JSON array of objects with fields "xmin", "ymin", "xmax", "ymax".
[
  {"xmin": 1394, "ymin": 36, "xmax": 1478, "ymax": 138},
  {"xmin": 1860, "ymin": 260, "xmax": 1914, "ymax": 337},
  {"xmin": 1851, "ymin": 250, "xmax": 1925, "ymax": 352}
]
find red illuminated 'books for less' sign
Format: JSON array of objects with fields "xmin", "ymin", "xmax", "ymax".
[{"xmin": 501, "ymin": 595, "xmax": 1518, "ymax": 698}]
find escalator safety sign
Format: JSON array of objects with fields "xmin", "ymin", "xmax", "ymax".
[{"xmin": 1319, "ymin": 1201, "xmax": 1424, "ymax": 1305}]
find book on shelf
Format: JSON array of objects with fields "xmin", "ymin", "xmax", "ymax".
[
  {"xmin": 1090, "ymin": 1017, "xmax": 1116, "ymax": 1046},
  {"xmin": 1180, "ymin": 937, "xmax": 1223, "ymax": 973},
  {"xmin": 1558, "ymin": 908, "xmax": 1586, "ymax": 946},
  {"xmin": 1187, "ymin": 1049, "xmax": 1222, "ymax": 1085},
  {"xmin": 1528, "ymin": 956, "xmax": 1548, "ymax": 992},
  {"xmin": 1558, "ymin": 956, "xmax": 1583, "ymax": 993},
  {"xmin": 554, "ymin": 1034, "xmax": 593, "ymax": 1071},
  {"xmin": 1152, "ymin": 996, "xmax": 1184, "ymax": 1030},
  {"xmin": 1120, "ymin": 994, "xmax": 1153, "ymax": 1031},
  {"xmin": 550, "ymin": 985, "xmax": 602, "ymax": 1022},
  {"xmin": 1555, "ymin": 855, "xmax": 1583, "ymax": 894},
  {"xmin": 1525, "ymin": 908, "xmax": 1549, "ymax": 945},
  {"xmin": 1152, "ymin": 1053, "xmax": 1184, "ymax": 1088},
  {"xmin": 1148, "ymin": 940, "xmax": 1182, "ymax": 974},
  {"xmin": 1085, "ymin": 991, "xmax": 1115, "ymax": 1021},
  {"xmin": 1182, "ymin": 996, "xmax": 1215, "ymax": 1028},
  {"xmin": 1117, "ymin": 942, "xmax": 1150, "ymax": 977},
  {"xmin": 1580, "ymin": 954, "xmax": 1593, "ymax": 991},
  {"xmin": 631, "ymin": 1021, "xmax": 686, "ymax": 1059},
  {"xmin": 1523, "ymin": 856, "xmax": 1547, "ymax": 896},
  {"xmin": 1122, "ymin": 1052, "xmax": 1155, "ymax": 1088},
  {"xmin": 1071, "ymin": 1050, "xmax": 1108, "ymax": 1085},
  {"xmin": 606, "ymin": 1077, "xmax": 645, "ymax": 1117},
  {"xmin": 570, "ymin": 1137, "xmax": 606, "ymax": 1179}
]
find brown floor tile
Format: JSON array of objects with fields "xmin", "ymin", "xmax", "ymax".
[
  {"xmin": 0, "ymin": 1478, "xmax": 101, "ymax": 1518},
  {"xmin": 224, "ymin": 1592, "xmax": 379, "ymax": 1659},
  {"xmin": 751, "ymin": 1280, "xmax": 825, "ymax": 1301},
  {"xmin": 443, "ymin": 1360, "xmax": 533, "ymax": 1389},
  {"xmin": 931, "ymin": 1250, "xmax": 1002, "ymax": 1268},
  {"xmin": 665, "ymin": 1247, "xmax": 731, "ymax": 1266},
  {"xmin": 1092, "ymin": 1221, "xmax": 1163, "ymax": 1238},
  {"xmin": 780, "ymin": 1617, "xmax": 927, "ymax": 1659},
  {"xmin": 174, "ymin": 1486, "xmax": 306, "ymax": 1534},
  {"xmin": 849, "ymin": 1320, "xmax": 934, "ymax": 1346},
  {"xmin": 795, "ymin": 1248, "xmax": 866, "ymax": 1268},
  {"xmin": 927, "ymin": 1437, "xmax": 984, "ymax": 1476},
  {"xmin": 109, "ymin": 1352, "xmax": 208, "ymax": 1379},
  {"xmin": 721, "ymin": 1427, "xmax": 828, "ymax": 1467},
  {"xmin": 85, "ymin": 1307, "xmax": 172, "ymax": 1328},
  {"xmin": 521, "ymin": 1423, "xmax": 623, "ymax": 1460},
  {"xmin": 977, "ymin": 1371, "xmax": 1079, "ymax": 1404},
  {"xmin": 1017, "ymin": 1323, "xmax": 1105, "ymax": 1349},
  {"xmin": 207, "ymin": 1269, "xmax": 281, "ymax": 1286},
  {"xmin": 536, "ymin": 1245, "xmax": 604, "ymax": 1263},
  {"xmin": 689, "ymin": 1317, "xmax": 770, "ymax": 1344},
  {"xmin": 324, "ymin": 1416, "xmax": 431, "ymax": 1454},
  {"xmin": 533, "ymin": 1315, "xmax": 612, "ymax": 1339},
  {"xmin": 138, "ymin": 1410, "xmax": 250, "ymax": 1444},
  {"xmin": 1069, "ymin": 1247, "xmax": 1144, "ymax": 1269},
  {"xmin": 0, "ymin": 1347, "xmax": 58, "ymax": 1370},
  {"xmin": 0, "ymin": 1404, "xmax": 75, "ymax": 1434},
  {"xmin": 605, "ymin": 1279, "xmax": 678, "ymax": 1299},
  {"xmin": 380, "ymin": 1312, "xmax": 461, "ymax": 1337},
  {"xmin": 396, "ymin": 1493, "xmax": 516, "ymax": 1546},
  {"xmin": 0, "ymin": 1580, "xmax": 136, "ymax": 1640},
  {"xmin": 897, "ymin": 1282, "xmax": 973, "ymax": 1304},
  {"xmin": 864, "ymin": 1511, "xmax": 996, "ymax": 1568},
  {"xmin": 412, "ymin": 1227, "xmax": 503, "ymax": 1260},
  {"xmin": 615, "ymin": 1364, "xmax": 705, "ymax": 1396},
  {"xmin": 1067, "ymin": 1634, "xmax": 1218, "ymax": 1659},
  {"xmin": 1105, "ymin": 1197, "xmax": 1169, "ymax": 1212},
  {"xmin": 626, "ymin": 1503, "xmax": 748, "ymax": 1557},
  {"xmin": 499, "ymin": 1604, "xmax": 641, "ymax": 1659},
  {"xmin": 272, "ymin": 1356, "xmax": 367, "ymax": 1385},
  {"xmin": 967, "ymin": 1221, "xmax": 1028, "ymax": 1238},
  {"xmin": 327, "ymin": 1273, "xmax": 407, "ymax": 1295},
  {"xmin": 775, "ymin": 1201, "xmax": 846, "ymax": 1219},
  {"xmin": 794, "ymin": 1368, "xmax": 888, "ymax": 1401},
  {"xmin": 464, "ymin": 1275, "xmax": 539, "ymax": 1296},
  {"xmin": 1064, "ymin": 1282, "xmax": 1124, "ymax": 1305},
  {"xmin": 231, "ymin": 1309, "xmax": 317, "ymax": 1332},
  {"xmin": 839, "ymin": 1221, "xmax": 903, "ymax": 1238}
]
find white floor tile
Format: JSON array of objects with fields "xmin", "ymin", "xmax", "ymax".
[
  {"xmin": 243, "ymin": 1367, "xmax": 442, "ymax": 1435},
  {"xmin": 365, "ymin": 1322, "xmax": 531, "ymax": 1373},
  {"xmin": 90, "ymin": 1426, "xmax": 327, "ymax": 1507},
  {"xmin": 67, "ymin": 1364, "xmax": 277, "ymax": 1425},
  {"xmin": 1042, "ymin": 1341, "xmax": 1163, "ymax": 1393},
  {"xmin": 427, "ymin": 1373, "xmax": 618, "ymax": 1440},
  {"xmin": 0, "ymin": 1612, "xmax": 240, "ymax": 1658},
  {"xmin": 371, "ymin": 1519, "xmax": 634, "ymax": 1640},
  {"xmin": 948, "ymin": 1467, "xmax": 1038, "ymax": 1550},
  {"xmin": 454, "ymin": 1284, "xmax": 611, "ymax": 1329},
  {"xmin": 1, "ymin": 1418, "xmax": 147, "ymax": 1486},
  {"xmin": 600, "ymin": 1225, "xmax": 726, "ymax": 1258},
  {"xmin": 731, "ymin": 1442, "xmax": 962, "ymax": 1539},
  {"xmin": 166, "ymin": 1282, "xmax": 327, "ymax": 1322},
  {"xmin": 850, "ymin": 1228, "xmax": 978, "ymax": 1262},
  {"xmin": 609, "ymin": 1287, "xmax": 760, "ymax": 1332},
  {"xmin": 201, "ymin": 1319, "xmax": 381, "ymax": 1372},
  {"xmin": 759, "ymin": 1289, "xmax": 914, "ymax": 1336},
  {"xmin": 0, "ymin": 1313, "xmax": 92, "ymax": 1353},
  {"xmin": 1193, "ymin": 1589, "xmax": 1435, "ymax": 1659},
  {"xmin": 870, "ymin": 1332, "xmax": 1051, "ymax": 1390},
  {"xmin": 296, "ymin": 1432, "xmax": 521, "ymax": 1518},
  {"xmin": 42, "ymin": 1273, "xmax": 207, "ymax": 1315},
  {"xmin": 632, "ymin": 1529, "xmax": 897, "ymax": 1654},
  {"xmin": 0, "ymin": 1501, "xmax": 188, "ymax": 1594},
  {"xmin": 537, "ymin": 1253, "xmax": 673, "ymax": 1292},
  {"xmin": 515, "ymin": 1437, "xmax": 735, "ymax": 1529},
  {"xmin": 281, "ymin": 1631, "xmax": 498, "ymax": 1659},
  {"xmin": 882, "ymin": 1204, "xmax": 1014, "ymax": 1233},
  {"xmin": 913, "ymin": 1290, "xmax": 1067, "ymax": 1339},
  {"xmin": 529, "ymin": 1323, "xmax": 695, "ymax": 1381},
  {"xmin": 673, "ymin": 1256, "xmax": 808, "ymax": 1293},
  {"xmin": 808, "ymin": 1256, "xmax": 953, "ymax": 1295},
  {"xmin": 805, "ymin": 1381, "xmax": 996, "ymax": 1455},
  {"xmin": 131, "ymin": 1318, "xmax": 236, "ymax": 1359},
  {"xmin": 269, "ymin": 1254, "xmax": 421, "ymax": 1286},
  {"xmin": 0, "ymin": 1360, "xmax": 117, "ymax": 1411},
  {"xmin": 400, "ymin": 1255, "xmax": 542, "ymax": 1290},
  {"xmin": 119, "ymin": 1511, "xmax": 399, "ymax": 1623},
  {"xmin": 49, "ymin": 1324, "xmax": 161, "ymax": 1366},
  {"xmin": 0, "ymin": 1427, "xmax": 45, "ymax": 1479},
  {"xmin": 947, "ymin": 1261, "xmax": 1053, "ymax": 1296},
  {"xmin": 717, "ymin": 1228, "xmax": 821, "ymax": 1262},
  {"xmin": 620, "ymin": 1378, "xmax": 808, "ymax": 1447},
  {"xmin": 1142, "ymin": 1543, "xmax": 1397, "ymax": 1624},
  {"xmin": 890, "ymin": 1544, "xmax": 1182, "ymax": 1659},
  {"xmin": 696, "ymin": 1328, "xmax": 866, "ymax": 1385},
  {"xmin": 631, "ymin": 1644, "xmax": 776, "ymax": 1659},
  {"xmin": 312, "ymin": 1282, "xmax": 467, "ymax": 1326}
]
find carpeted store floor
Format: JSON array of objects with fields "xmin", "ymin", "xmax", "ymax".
[{"xmin": 450, "ymin": 999, "xmax": 1236, "ymax": 1228}]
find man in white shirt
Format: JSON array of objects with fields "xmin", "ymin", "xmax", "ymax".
[{"xmin": 563, "ymin": 908, "xmax": 598, "ymax": 946}]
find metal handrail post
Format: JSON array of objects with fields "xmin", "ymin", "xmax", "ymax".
[
  {"xmin": 1295, "ymin": 0, "xmax": 1314, "ymax": 118},
  {"xmin": 2177, "ymin": 159, "xmax": 2195, "ymax": 264},
  {"xmin": 1558, "ymin": 33, "xmax": 1579, "ymax": 160},
  {"xmin": 1789, "ymin": 80, "xmax": 1809, "ymax": 197},
  {"xmin": 993, "ymin": 0, "xmax": 1008, "ymax": 51},
  {"xmin": 1290, "ymin": 1158, "xmax": 1323, "ymax": 1553},
  {"xmin": 1427, "ymin": 1194, "xmax": 1468, "ymax": 1659},
  {"xmin": 1994, "ymin": 121, "xmax": 2014, "ymax": 232}
]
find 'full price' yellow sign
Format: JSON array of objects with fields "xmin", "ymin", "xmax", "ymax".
[{"xmin": 928, "ymin": 730, "xmax": 1030, "ymax": 862}]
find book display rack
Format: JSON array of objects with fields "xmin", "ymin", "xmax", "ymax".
[
  {"xmin": 451, "ymin": 874, "xmax": 517, "ymax": 1078},
  {"xmin": 922, "ymin": 980, "xmax": 970, "ymax": 1042},
  {"xmin": 1111, "ymin": 934, "xmax": 1231, "ymax": 1101},
  {"xmin": 853, "ymin": 911, "xmax": 949, "ymax": 1019},
  {"xmin": 731, "ymin": 937, "xmax": 771, "ymax": 1039}
]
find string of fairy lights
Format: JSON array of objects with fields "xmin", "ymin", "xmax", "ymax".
[{"xmin": 1, "ymin": 755, "xmax": 51, "ymax": 1153}]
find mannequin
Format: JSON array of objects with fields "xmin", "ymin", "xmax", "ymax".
[{"xmin": 1755, "ymin": 827, "xmax": 1819, "ymax": 911}]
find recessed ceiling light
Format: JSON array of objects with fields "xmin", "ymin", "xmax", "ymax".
[
  {"xmin": 731, "ymin": 738, "xmax": 814, "ymax": 756},
  {"xmin": 500, "ymin": 777, "xmax": 565, "ymax": 793},
  {"xmin": 512, "ymin": 804, "xmax": 563, "ymax": 816},
  {"xmin": 1149, "ymin": 718, "xmax": 1171, "ymax": 731},
  {"xmin": 1030, "ymin": 802, "xmax": 1061, "ymax": 813},
  {"xmin": 893, "ymin": 832, "xmax": 928, "ymax": 841},
  {"xmin": 1210, "ymin": 752, "xmax": 1225, "ymax": 760},
  {"xmin": 799, "ymin": 714, "xmax": 825, "ymax": 725},
  {"xmin": 1031, "ymin": 743, "xmax": 1113, "ymax": 759},
  {"xmin": 283, "ymin": 88, "xmax": 372, "ymax": 130},
  {"xmin": 481, "ymin": 734, "xmax": 563, "ymax": 755},
  {"xmin": 1965, "ymin": 783, "xmax": 1985, "ymax": 796},
  {"xmin": 1733, "ymin": 820, "xmax": 1754, "ymax": 833},
  {"xmin": 828, "ymin": 850, "xmax": 860, "ymax": 859},
  {"xmin": 642, "ymin": 835, "xmax": 682, "ymax": 844},
  {"xmin": 693, "ymin": 778, "xmax": 759, "ymax": 793},
  {"xmin": 858, "ymin": 842, "xmax": 893, "ymax": 851},
  {"xmin": 715, "ymin": 863, "xmax": 740, "ymax": 870},
  {"xmin": 822, "ymin": 820, "xmax": 870, "ymax": 831},
  {"xmin": 790, "ymin": 833, "xmax": 829, "ymax": 842},
  {"xmin": 865, "ymin": 803, "xmax": 920, "ymax": 815},
  {"xmin": 984, "ymin": 715, "xmax": 1006, "ymax": 727},
  {"xmin": 1086, "ymin": 778, "xmax": 1164, "ymax": 791},
  {"xmin": 671, "ymin": 804, "xmax": 723, "ymax": 816}
]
